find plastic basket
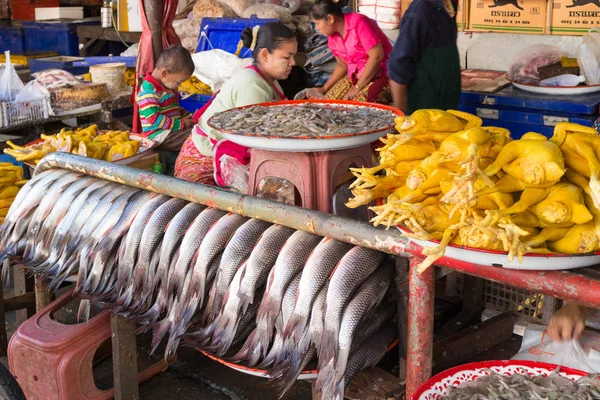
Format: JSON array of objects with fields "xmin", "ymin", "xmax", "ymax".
[
  {"xmin": 1, "ymin": 96, "xmax": 51, "ymax": 128},
  {"xmin": 446, "ymin": 273, "xmax": 561, "ymax": 325},
  {"xmin": 0, "ymin": 52, "xmax": 59, "ymax": 67},
  {"xmin": 411, "ymin": 360, "xmax": 587, "ymax": 400},
  {"xmin": 196, "ymin": 17, "xmax": 278, "ymax": 54}
]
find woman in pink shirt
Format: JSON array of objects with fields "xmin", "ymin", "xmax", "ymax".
[{"xmin": 310, "ymin": 0, "xmax": 392, "ymax": 102}]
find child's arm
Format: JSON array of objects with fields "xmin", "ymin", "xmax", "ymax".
[{"xmin": 137, "ymin": 83, "xmax": 183, "ymax": 134}]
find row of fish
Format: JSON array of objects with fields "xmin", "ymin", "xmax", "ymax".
[
  {"xmin": 0, "ymin": 170, "xmax": 398, "ymax": 399},
  {"xmin": 208, "ymin": 103, "xmax": 396, "ymax": 138}
]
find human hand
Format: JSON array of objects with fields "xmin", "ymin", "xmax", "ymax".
[
  {"xmin": 548, "ymin": 302, "xmax": 586, "ymax": 342},
  {"xmin": 344, "ymin": 86, "xmax": 361, "ymax": 100},
  {"xmin": 183, "ymin": 116, "xmax": 194, "ymax": 128}
]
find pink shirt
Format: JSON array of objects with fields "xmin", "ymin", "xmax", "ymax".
[{"xmin": 327, "ymin": 13, "xmax": 392, "ymax": 83}]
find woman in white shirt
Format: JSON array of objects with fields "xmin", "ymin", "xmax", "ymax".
[{"xmin": 174, "ymin": 22, "xmax": 297, "ymax": 186}]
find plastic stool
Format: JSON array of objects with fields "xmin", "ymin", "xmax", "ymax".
[
  {"xmin": 8, "ymin": 289, "xmax": 167, "ymax": 400},
  {"xmin": 248, "ymin": 144, "xmax": 374, "ymax": 213}
]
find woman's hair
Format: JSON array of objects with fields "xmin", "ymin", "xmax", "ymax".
[
  {"xmin": 240, "ymin": 22, "xmax": 295, "ymax": 60},
  {"xmin": 309, "ymin": 0, "xmax": 349, "ymax": 20}
]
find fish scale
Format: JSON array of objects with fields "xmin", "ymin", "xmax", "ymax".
[
  {"xmin": 332, "ymin": 262, "xmax": 395, "ymax": 388},
  {"xmin": 208, "ymin": 218, "xmax": 273, "ymax": 323},
  {"xmin": 114, "ymin": 194, "xmax": 171, "ymax": 304},
  {"xmin": 318, "ymin": 247, "xmax": 385, "ymax": 368},
  {"xmin": 251, "ymin": 230, "xmax": 322, "ymax": 362},
  {"xmin": 133, "ymin": 198, "xmax": 188, "ymax": 302},
  {"xmin": 283, "ymin": 238, "xmax": 353, "ymax": 347}
]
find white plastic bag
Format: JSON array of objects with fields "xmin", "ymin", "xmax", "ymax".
[
  {"xmin": 508, "ymin": 45, "xmax": 565, "ymax": 85},
  {"xmin": 220, "ymin": 154, "xmax": 249, "ymax": 194},
  {"xmin": 191, "ymin": 50, "xmax": 252, "ymax": 92},
  {"xmin": 578, "ymin": 43, "xmax": 600, "ymax": 85},
  {"xmin": 14, "ymin": 80, "xmax": 49, "ymax": 102},
  {"xmin": 513, "ymin": 324, "xmax": 600, "ymax": 372},
  {"xmin": 0, "ymin": 51, "xmax": 24, "ymax": 102},
  {"xmin": 294, "ymin": 87, "xmax": 325, "ymax": 100}
]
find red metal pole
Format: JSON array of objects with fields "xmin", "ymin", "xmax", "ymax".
[{"xmin": 406, "ymin": 255, "xmax": 435, "ymax": 398}]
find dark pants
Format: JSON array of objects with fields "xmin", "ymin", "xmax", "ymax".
[{"xmin": 156, "ymin": 127, "xmax": 193, "ymax": 152}]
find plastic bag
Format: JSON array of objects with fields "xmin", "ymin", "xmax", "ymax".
[
  {"xmin": 508, "ymin": 45, "xmax": 565, "ymax": 85},
  {"xmin": 193, "ymin": 0, "xmax": 237, "ymax": 18},
  {"xmin": 14, "ymin": 80, "xmax": 48, "ymax": 102},
  {"xmin": 256, "ymin": 177, "xmax": 295, "ymax": 205},
  {"xmin": 0, "ymin": 51, "xmax": 24, "ymax": 102},
  {"xmin": 294, "ymin": 88, "xmax": 325, "ymax": 100},
  {"xmin": 242, "ymin": 4, "xmax": 292, "ymax": 23},
  {"xmin": 216, "ymin": 0, "xmax": 256, "ymax": 16},
  {"xmin": 513, "ymin": 324, "xmax": 600, "ymax": 372},
  {"xmin": 578, "ymin": 30, "xmax": 600, "ymax": 85},
  {"xmin": 191, "ymin": 50, "xmax": 252, "ymax": 92},
  {"xmin": 220, "ymin": 154, "xmax": 249, "ymax": 193},
  {"xmin": 254, "ymin": 0, "xmax": 302, "ymax": 13}
]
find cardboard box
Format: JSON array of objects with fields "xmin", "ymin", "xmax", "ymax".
[
  {"xmin": 401, "ymin": 0, "xmax": 468, "ymax": 30},
  {"xmin": 550, "ymin": 0, "xmax": 600, "ymax": 36},
  {"xmin": 469, "ymin": 0, "xmax": 547, "ymax": 34},
  {"xmin": 35, "ymin": 6, "xmax": 83, "ymax": 20},
  {"xmin": 117, "ymin": 0, "xmax": 142, "ymax": 32}
]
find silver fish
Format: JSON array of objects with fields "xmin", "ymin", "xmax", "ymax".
[
  {"xmin": 251, "ymin": 231, "xmax": 322, "ymax": 361},
  {"xmin": 207, "ymin": 218, "xmax": 272, "ymax": 324},
  {"xmin": 333, "ymin": 322, "xmax": 397, "ymax": 400},
  {"xmin": 330, "ymin": 262, "xmax": 395, "ymax": 394},
  {"xmin": 318, "ymin": 247, "xmax": 385, "ymax": 378},
  {"xmin": 284, "ymin": 238, "xmax": 353, "ymax": 347}
]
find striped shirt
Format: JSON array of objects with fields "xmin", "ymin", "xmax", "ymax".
[{"xmin": 136, "ymin": 73, "xmax": 183, "ymax": 140}]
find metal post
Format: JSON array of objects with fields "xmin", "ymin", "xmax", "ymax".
[
  {"xmin": 394, "ymin": 256, "xmax": 409, "ymax": 381},
  {"xmin": 406, "ymin": 255, "xmax": 434, "ymax": 398},
  {"xmin": 111, "ymin": 314, "xmax": 140, "ymax": 400}
]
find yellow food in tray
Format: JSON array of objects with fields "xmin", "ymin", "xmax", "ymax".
[
  {"xmin": 3, "ymin": 124, "xmax": 142, "ymax": 165},
  {"xmin": 0, "ymin": 164, "xmax": 27, "ymax": 224},
  {"xmin": 178, "ymin": 76, "xmax": 212, "ymax": 97},
  {"xmin": 347, "ymin": 110, "xmax": 600, "ymax": 272}
]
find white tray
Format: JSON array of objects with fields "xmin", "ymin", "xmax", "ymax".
[
  {"xmin": 512, "ymin": 81, "xmax": 600, "ymax": 96},
  {"xmin": 399, "ymin": 226, "xmax": 600, "ymax": 270},
  {"xmin": 209, "ymin": 99, "xmax": 402, "ymax": 153}
]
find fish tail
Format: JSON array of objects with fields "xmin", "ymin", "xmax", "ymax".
[
  {"xmin": 77, "ymin": 299, "xmax": 91, "ymax": 324},
  {"xmin": 333, "ymin": 378, "xmax": 345, "ymax": 400},
  {"xmin": 2, "ymin": 257, "xmax": 12, "ymax": 286},
  {"xmin": 151, "ymin": 321, "xmax": 171, "ymax": 355},
  {"xmin": 274, "ymin": 346, "xmax": 315, "ymax": 398},
  {"xmin": 258, "ymin": 336, "xmax": 282, "ymax": 369},
  {"xmin": 248, "ymin": 320, "xmax": 272, "ymax": 363},
  {"xmin": 283, "ymin": 312, "xmax": 308, "ymax": 345},
  {"xmin": 315, "ymin": 358, "xmax": 336, "ymax": 400},
  {"xmin": 211, "ymin": 314, "xmax": 238, "ymax": 356}
]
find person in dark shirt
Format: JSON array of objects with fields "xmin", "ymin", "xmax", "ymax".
[{"xmin": 387, "ymin": 0, "xmax": 461, "ymax": 114}]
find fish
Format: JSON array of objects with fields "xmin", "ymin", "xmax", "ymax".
[
  {"xmin": 153, "ymin": 203, "xmax": 205, "ymax": 294},
  {"xmin": 442, "ymin": 370, "xmax": 600, "ymax": 400},
  {"xmin": 250, "ymin": 230, "xmax": 322, "ymax": 362},
  {"xmin": 332, "ymin": 262, "xmax": 395, "ymax": 391},
  {"xmin": 258, "ymin": 272, "xmax": 302, "ymax": 369},
  {"xmin": 115, "ymin": 194, "xmax": 171, "ymax": 302},
  {"xmin": 283, "ymin": 238, "xmax": 353, "ymax": 348},
  {"xmin": 210, "ymin": 103, "xmax": 396, "ymax": 138},
  {"xmin": 172, "ymin": 213, "xmax": 248, "ymax": 327},
  {"xmin": 130, "ymin": 198, "xmax": 188, "ymax": 305},
  {"xmin": 207, "ymin": 219, "xmax": 272, "ymax": 324},
  {"xmin": 316, "ymin": 248, "xmax": 386, "ymax": 394},
  {"xmin": 333, "ymin": 322, "xmax": 397, "ymax": 400}
]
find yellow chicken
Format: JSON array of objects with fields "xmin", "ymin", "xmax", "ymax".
[
  {"xmin": 393, "ymin": 109, "xmax": 471, "ymax": 145},
  {"xmin": 78, "ymin": 141, "xmax": 109, "ymax": 160},
  {"xmin": 105, "ymin": 140, "xmax": 140, "ymax": 161},
  {"xmin": 550, "ymin": 122, "xmax": 600, "ymax": 209}
]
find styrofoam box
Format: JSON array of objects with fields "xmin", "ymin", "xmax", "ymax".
[
  {"xmin": 35, "ymin": 7, "xmax": 83, "ymax": 20},
  {"xmin": 359, "ymin": 5, "xmax": 400, "ymax": 15}
]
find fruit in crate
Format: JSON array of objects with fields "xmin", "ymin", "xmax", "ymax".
[
  {"xmin": 3, "ymin": 125, "xmax": 144, "ymax": 165},
  {"xmin": 346, "ymin": 110, "xmax": 600, "ymax": 272},
  {"xmin": 0, "ymin": 163, "xmax": 27, "ymax": 224},
  {"xmin": 178, "ymin": 76, "xmax": 212, "ymax": 97}
]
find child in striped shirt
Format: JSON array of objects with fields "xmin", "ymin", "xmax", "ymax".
[{"xmin": 136, "ymin": 45, "xmax": 195, "ymax": 152}]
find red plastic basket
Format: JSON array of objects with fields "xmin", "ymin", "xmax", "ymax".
[{"xmin": 411, "ymin": 360, "xmax": 589, "ymax": 400}]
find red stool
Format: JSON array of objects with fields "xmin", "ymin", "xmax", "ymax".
[
  {"xmin": 248, "ymin": 144, "xmax": 374, "ymax": 213},
  {"xmin": 8, "ymin": 289, "xmax": 167, "ymax": 400}
]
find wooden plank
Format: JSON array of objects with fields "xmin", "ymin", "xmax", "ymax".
[
  {"xmin": 0, "ymin": 278, "xmax": 7, "ymax": 357},
  {"xmin": 394, "ymin": 256, "xmax": 409, "ymax": 380},
  {"xmin": 34, "ymin": 275, "xmax": 53, "ymax": 312},
  {"xmin": 345, "ymin": 368, "xmax": 405, "ymax": 400},
  {"xmin": 3, "ymin": 291, "xmax": 35, "ymax": 312},
  {"xmin": 433, "ymin": 313, "xmax": 515, "ymax": 373},
  {"xmin": 111, "ymin": 314, "xmax": 140, "ymax": 400}
]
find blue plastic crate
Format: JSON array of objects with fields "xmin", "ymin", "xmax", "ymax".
[
  {"xmin": 180, "ymin": 94, "xmax": 212, "ymax": 114},
  {"xmin": 0, "ymin": 154, "xmax": 24, "ymax": 168},
  {"xmin": 21, "ymin": 20, "xmax": 98, "ymax": 56},
  {"xmin": 0, "ymin": 27, "xmax": 24, "ymax": 54},
  {"xmin": 196, "ymin": 17, "xmax": 278, "ymax": 55},
  {"xmin": 29, "ymin": 56, "xmax": 88, "ymax": 74},
  {"xmin": 74, "ymin": 56, "xmax": 137, "ymax": 69}
]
